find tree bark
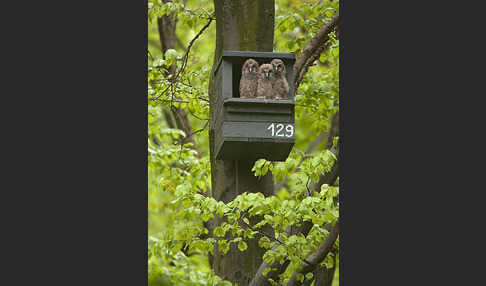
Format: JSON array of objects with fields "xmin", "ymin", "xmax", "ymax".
[
  {"xmin": 311, "ymin": 254, "xmax": 336, "ymax": 286},
  {"xmin": 208, "ymin": 1, "xmax": 275, "ymax": 285}
]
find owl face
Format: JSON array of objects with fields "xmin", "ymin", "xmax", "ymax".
[
  {"xmin": 242, "ymin": 58, "xmax": 259, "ymax": 75},
  {"xmin": 259, "ymin": 64, "xmax": 274, "ymax": 79},
  {"xmin": 271, "ymin": 59, "xmax": 286, "ymax": 74}
]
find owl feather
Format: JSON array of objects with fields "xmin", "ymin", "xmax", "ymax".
[
  {"xmin": 256, "ymin": 63, "xmax": 274, "ymax": 99},
  {"xmin": 239, "ymin": 59, "xmax": 259, "ymax": 98},
  {"xmin": 270, "ymin": 59, "xmax": 289, "ymax": 99}
]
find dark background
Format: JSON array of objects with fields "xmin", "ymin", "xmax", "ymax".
[{"xmin": 1, "ymin": 0, "xmax": 485, "ymax": 284}]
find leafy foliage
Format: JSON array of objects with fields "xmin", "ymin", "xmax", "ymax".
[{"xmin": 148, "ymin": 0, "xmax": 339, "ymax": 285}]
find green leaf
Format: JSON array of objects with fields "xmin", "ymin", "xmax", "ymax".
[
  {"xmin": 152, "ymin": 58, "xmax": 166, "ymax": 67},
  {"xmin": 165, "ymin": 49, "xmax": 178, "ymax": 60},
  {"xmin": 263, "ymin": 266, "xmax": 272, "ymax": 277},
  {"xmin": 333, "ymin": 136, "xmax": 339, "ymax": 149},
  {"xmin": 296, "ymin": 273, "xmax": 305, "ymax": 283},
  {"xmin": 201, "ymin": 212, "xmax": 214, "ymax": 222},
  {"xmin": 238, "ymin": 241, "xmax": 248, "ymax": 251},
  {"xmin": 259, "ymin": 236, "xmax": 271, "ymax": 248},
  {"xmin": 218, "ymin": 240, "xmax": 230, "ymax": 254},
  {"xmin": 262, "ymin": 164, "xmax": 268, "ymax": 176},
  {"xmin": 214, "ymin": 226, "xmax": 226, "ymax": 237},
  {"xmin": 268, "ymin": 278, "xmax": 278, "ymax": 286}
]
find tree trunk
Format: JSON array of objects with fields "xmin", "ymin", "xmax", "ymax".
[{"xmin": 208, "ymin": 1, "xmax": 275, "ymax": 285}]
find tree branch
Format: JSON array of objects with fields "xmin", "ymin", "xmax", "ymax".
[
  {"xmin": 162, "ymin": 108, "xmax": 176, "ymax": 128},
  {"xmin": 293, "ymin": 13, "xmax": 339, "ymax": 94},
  {"xmin": 286, "ymin": 222, "xmax": 339, "ymax": 286},
  {"xmin": 248, "ymin": 222, "xmax": 314, "ymax": 286},
  {"xmin": 325, "ymin": 111, "xmax": 339, "ymax": 150},
  {"xmin": 248, "ymin": 153, "xmax": 339, "ymax": 286}
]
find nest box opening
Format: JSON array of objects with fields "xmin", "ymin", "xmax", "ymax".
[
  {"xmin": 216, "ymin": 50, "xmax": 296, "ymax": 100},
  {"xmin": 231, "ymin": 58, "xmax": 294, "ymax": 99}
]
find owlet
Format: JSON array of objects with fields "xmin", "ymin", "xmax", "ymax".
[
  {"xmin": 270, "ymin": 59, "xmax": 289, "ymax": 99},
  {"xmin": 239, "ymin": 59, "xmax": 259, "ymax": 98},
  {"xmin": 256, "ymin": 63, "xmax": 274, "ymax": 99}
]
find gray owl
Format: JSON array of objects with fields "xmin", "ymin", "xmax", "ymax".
[
  {"xmin": 239, "ymin": 59, "xmax": 259, "ymax": 98},
  {"xmin": 256, "ymin": 63, "xmax": 274, "ymax": 99},
  {"xmin": 270, "ymin": 59, "xmax": 289, "ymax": 99}
]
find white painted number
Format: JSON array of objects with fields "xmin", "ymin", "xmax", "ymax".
[
  {"xmin": 267, "ymin": 123, "xmax": 294, "ymax": 137},
  {"xmin": 285, "ymin": 124, "xmax": 294, "ymax": 137},
  {"xmin": 276, "ymin": 124, "xmax": 284, "ymax": 137},
  {"xmin": 268, "ymin": 123, "xmax": 275, "ymax": 135}
]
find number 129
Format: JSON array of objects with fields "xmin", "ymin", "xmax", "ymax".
[{"xmin": 267, "ymin": 123, "xmax": 294, "ymax": 137}]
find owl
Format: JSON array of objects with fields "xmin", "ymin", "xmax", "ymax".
[
  {"xmin": 239, "ymin": 59, "xmax": 260, "ymax": 98},
  {"xmin": 270, "ymin": 59, "xmax": 289, "ymax": 99},
  {"xmin": 256, "ymin": 63, "xmax": 274, "ymax": 99}
]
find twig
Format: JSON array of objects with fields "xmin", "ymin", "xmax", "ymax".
[
  {"xmin": 239, "ymin": 215, "xmax": 284, "ymax": 246},
  {"xmin": 150, "ymin": 17, "xmax": 214, "ymax": 102},
  {"xmin": 157, "ymin": 99, "xmax": 190, "ymax": 104},
  {"xmin": 189, "ymin": 120, "xmax": 209, "ymax": 136},
  {"xmin": 148, "ymin": 49, "xmax": 155, "ymax": 61},
  {"xmin": 305, "ymin": 176, "xmax": 312, "ymax": 197},
  {"xmin": 239, "ymin": 215, "xmax": 314, "ymax": 267},
  {"xmin": 187, "ymin": 108, "xmax": 209, "ymax": 121}
]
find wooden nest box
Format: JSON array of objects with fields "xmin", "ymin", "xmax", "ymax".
[{"xmin": 214, "ymin": 50, "xmax": 296, "ymax": 161}]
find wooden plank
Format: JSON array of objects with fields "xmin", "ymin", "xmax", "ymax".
[
  {"xmin": 224, "ymin": 113, "xmax": 294, "ymax": 123},
  {"xmin": 224, "ymin": 98, "xmax": 295, "ymax": 121},
  {"xmin": 216, "ymin": 140, "xmax": 294, "ymax": 161},
  {"xmin": 222, "ymin": 60, "xmax": 233, "ymax": 99},
  {"xmin": 224, "ymin": 98, "xmax": 295, "ymax": 106},
  {"xmin": 222, "ymin": 121, "xmax": 295, "ymax": 140}
]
